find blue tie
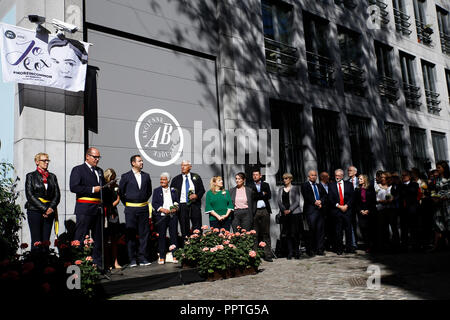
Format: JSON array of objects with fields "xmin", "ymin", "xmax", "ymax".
[
  {"xmin": 185, "ymin": 175, "xmax": 190, "ymax": 203},
  {"xmin": 313, "ymin": 183, "xmax": 320, "ymax": 200}
]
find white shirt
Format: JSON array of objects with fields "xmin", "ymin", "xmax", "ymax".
[
  {"xmin": 159, "ymin": 187, "xmax": 174, "ymax": 216},
  {"xmin": 85, "ymin": 161, "xmax": 99, "ymax": 193},
  {"xmin": 180, "ymin": 173, "xmax": 195, "ymax": 204},
  {"xmin": 349, "ymin": 176, "xmax": 358, "ymax": 189},
  {"xmin": 132, "ymin": 168, "xmax": 142, "ymax": 190}
]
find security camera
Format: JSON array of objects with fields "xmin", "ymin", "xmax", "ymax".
[
  {"xmin": 51, "ymin": 18, "xmax": 78, "ymax": 33},
  {"xmin": 28, "ymin": 15, "xmax": 45, "ymax": 24}
]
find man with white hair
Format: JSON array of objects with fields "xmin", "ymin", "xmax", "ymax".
[
  {"xmin": 170, "ymin": 160, "xmax": 205, "ymax": 242},
  {"xmin": 328, "ymin": 169, "xmax": 355, "ymax": 255}
]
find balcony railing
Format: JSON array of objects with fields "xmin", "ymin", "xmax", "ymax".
[
  {"xmin": 264, "ymin": 37, "xmax": 299, "ymax": 76},
  {"xmin": 416, "ymin": 20, "xmax": 433, "ymax": 46},
  {"xmin": 425, "ymin": 89, "xmax": 441, "ymax": 112},
  {"xmin": 393, "ymin": 8, "xmax": 412, "ymax": 35},
  {"xmin": 369, "ymin": 0, "xmax": 389, "ymax": 25},
  {"xmin": 378, "ymin": 75, "xmax": 399, "ymax": 103},
  {"xmin": 306, "ymin": 51, "xmax": 335, "ymax": 88},
  {"xmin": 403, "ymin": 83, "xmax": 421, "ymax": 109},
  {"xmin": 341, "ymin": 63, "xmax": 366, "ymax": 96},
  {"xmin": 440, "ymin": 31, "xmax": 450, "ymax": 55}
]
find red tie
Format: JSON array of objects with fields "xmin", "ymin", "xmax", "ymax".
[{"xmin": 338, "ymin": 182, "xmax": 344, "ymax": 205}]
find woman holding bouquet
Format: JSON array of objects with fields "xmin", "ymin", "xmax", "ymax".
[
  {"xmin": 152, "ymin": 172, "xmax": 180, "ymax": 264},
  {"xmin": 376, "ymin": 171, "xmax": 399, "ymax": 252},
  {"xmin": 205, "ymin": 176, "xmax": 234, "ymax": 231},
  {"xmin": 25, "ymin": 153, "xmax": 60, "ymax": 254},
  {"xmin": 430, "ymin": 161, "xmax": 450, "ymax": 251}
]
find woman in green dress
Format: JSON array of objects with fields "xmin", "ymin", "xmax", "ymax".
[{"xmin": 205, "ymin": 176, "xmax": 234, "ymax": 231}]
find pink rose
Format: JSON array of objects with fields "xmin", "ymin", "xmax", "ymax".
[
  {"xmin": 193, "ymin": 229, "xmax": 200, "ymax": 234},
  {"xmin": 229, "ymin": 244, "xmax": 236, "ymax": 249},
  {"xmin": 202, "ymin": 247, "xmax": 210, "ymax": 252},
  {"xmin": 241, "ymin": 229, "xmax": 247, "ymax": 233},
  {"xmin": 169, "ymin": 244, "xmax": 176, "ymax": 251},
  {"xmin": 75, "ymin": 260, "xmax": 82, "ymax": 265},
  {"xmin": 250, "ymin": 230, "xmax": 256, "ymax": 235},
  {"xmin": 210, "ymin": 247, "xmax": 218, "ymax": 252},
  {"xmin": 213, "ymin": 228, "xmax": 220, "ymax": 233},
  {"xmin": 71, "ymin": 240, "xmax": 80, "ymax": 247},
  {"xmin": 217, "ymin": 245, "xmax": 224, "ymax": 250},
  {"xmin": 219, "ymin": 233, "xmax": 225, "ymax": 238},
  {"xmin": 190, "ymin": 234, "xmax": 199, "ymax": 239},
  {"xmin": 88, "ymin": 239, "xmax": 94, "ymax": 244},
  {"xmin": 85, "ymin": 256, "xmax": 93, "ymax": 262},
  {"xmin": 223, "ymin": 240, "xmax": 230, "ymax": 245},
  {"xmin": 201, "ymin": 225, "xmax": 209, "ymax": 230},
  {"xmin": 85, "ymin": 235, "xmax": 90, "ymax": 239},
  {"xmin": 249, "ymin": 250, "xmax": 257, "ymax": 258},
  {"xmin": 259, "ymin": 241, "xmax": 266, "ymax": 248},
  {"xmin": 235, "ymin": 232, "xmax": 240, "ymax": 236},
  {"xmin": 34, "ymin": 241, "xmax": 42, "ymax": 247},
  {"xmin": 220, "ymin": 228, "xmax": 226, "ymax": 232}
]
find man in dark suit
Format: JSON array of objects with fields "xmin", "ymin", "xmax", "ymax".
[
  {"xmin": 70, "ymin": 147, "xmax": 105, "ymax": 268},
  {"xmin": 399, "ymin": 170, "xmax": 420, "ymax": 251},
  {"xmin": 119, "ymin": 155, "xmax": 152, "ymax": 267},
  {"xmin": 301, "ymin": 170, "xmax": 328, "ymax": 256},
  {"xmin": 249, "ymin": 168, "xmax": 273, "ymax": 262},
  {"xmin": 320, "ymin": 171, "xmax": 334, "ymax": 251},
  {"xmin": 170, "ymin": 160, "xmax": 205, "ymax": 241},
  {"xmin": 328, "ymin": 168, "xmax": 355, "ymax": 255}
]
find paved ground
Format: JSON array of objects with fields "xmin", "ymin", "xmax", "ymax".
[{"xmin": 110, "ymin": 249, "xmax": 450, "ymax": 300}]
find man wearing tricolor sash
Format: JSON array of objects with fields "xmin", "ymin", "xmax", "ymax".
[
  {"xmin": 119, "ymin": 155, "xmax": 153, "ymax": 267},
  {"xmin": 69, "ymin": 147, "xmax": 105, "ymax": 268}
]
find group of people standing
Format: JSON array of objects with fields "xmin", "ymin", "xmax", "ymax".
[{"xmin": 24, "ymin": 148, "xmax": 450, "ymax": 271}]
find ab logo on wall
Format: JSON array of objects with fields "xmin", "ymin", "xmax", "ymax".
[{"xmin": 135, "ymin": 109, "xmax": 184, "ymax": 166}]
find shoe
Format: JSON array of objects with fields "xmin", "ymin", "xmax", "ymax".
[
  {"xmin": 336, "ymin": 251, "xmax": 343, "ymax": 256},
  {"xmin": 140, "ymin": 259, "xmax": 151, "ymax": 266},
  {"xmin": 172, "ymin": 258, "xmax": 178, "ymax": 264},
  {"xmin": 287, "ymin": 255, "xmax": 292, "ymax": 260},
  {"xmin": 317, "ymin": 250, "xmax": 325, "ymax": 256},
  {"xmin": 345, "ymin": 248, "xmax": 356, "ymax": 254},
  {"xmin": 158, "ymin": 259, "xmax": 165, "ymax": 265},
  {"xmin": 129, "ymin": 260, "xmax": 137, "ymax": 268}
]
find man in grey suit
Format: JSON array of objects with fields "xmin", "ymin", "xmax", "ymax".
[{"xmin": 229, "ymin": 172, "xmax": 255, "ymax": 232}]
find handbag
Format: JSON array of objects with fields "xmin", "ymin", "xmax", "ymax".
[{"xmin": 275, "ymin": 211, "xmax": 281, "ymax": 224}]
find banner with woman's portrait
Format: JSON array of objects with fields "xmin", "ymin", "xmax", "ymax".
[{"xmin": 0, "ymin": 23, "xmax": 89, "ymax": 92}]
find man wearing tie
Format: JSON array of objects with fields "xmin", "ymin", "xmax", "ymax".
[
  {"xmin": 328, "ymin": 169, "xmax": 355, "ymax": 255},
  {"xmin": 170, "ymin": 160, "xmax": 205, "ymax": 241},
  {"xmin": 347, "ymin": 166, "xmax": 358, "ymax": 250},
  {"xmin": 301, "ymin": 170, "xmax": 328, "ymax": 256},
  {"xmin": 70, "ymin": 147, "xmax": 104, "ymax": 268},
  {"xmin": 119, "ymin": 155, "xmax": 152, "ymax": 267},
  {"xmin": 320, "ymin": 171, "xmax": 334, "ymax": 251}
]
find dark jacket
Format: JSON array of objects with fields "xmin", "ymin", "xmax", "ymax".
[
  {"xmin": 301, "ymin": 181, "xmax": 328, "ymax": 215},
  {"xmin": 229, "ymin": 185, "xmax": 255, "ymax": 215},
  {"xmin": 399, "ymin": 182, "xmax": 420, "ymax": 210},
  {"xmin": 119, "ymin": 170, "xmax": 153, "ymax": 204},
  {"xmin": 328, "ymin": 180, "xmax": 354, "ymax": 214},
  {"xmin": 151, "ymin": 186, "xmax": 180, "ymax": 218},
  {"xmin": 69, "ymin": 163, "xmax": 105, "ymax": 216},
  {"xmin": 170, "ymin": 172, "xmax": 205, "ymax": 207},
  {"xmin": 248, "ymin": 181, "xmax": 272, "ymax": 213},
  {"xmin": 353, "ymin": 186, "xmax": 377, "ymax": 215},
  {"xmin": 25, "ymin": 170, "xmax": 60, "ymax": 211}
]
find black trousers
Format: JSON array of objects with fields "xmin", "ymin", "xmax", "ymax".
[
  {"xmin": 253, "ymin": 208, "xmax": 272, "ymax": 258},
  {"xmin": 231, "ymin": 208, "xmax": 253, "ymax": 232},
  {"xmin": 27, "ymin": 210, "xmax": 54, "ymax": 253},
  {"xmin": 74, "ymin": 213, "xmax": 102, "ymax": 267},
  {"xmin": 124, "ymin": 207, "xmax": 150, "ymax": 262},
  {"xmin": 400, "ymin": 206, "xmax": 420, "ymax": 248},
  {"xmin": 179, "ymin": 203, "xmax": 202, "ymax": 240},
  {"xmin": 305, "ymin": 209, "xmax": 325, "ymax": 253},
  {"xmin": 332, "ymin": 209, "xmax": 353, "ymax": 251},
  {"xmin": 155, "ymin": 214, "xmax": 178, "ymax": 258}
]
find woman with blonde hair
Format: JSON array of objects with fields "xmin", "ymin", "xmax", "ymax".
[
  {"xmin": 353, "ymin": 174, "xmax": 377, "ymax": 253},
  {"xmin": 205, "ymin": 176, "xmax": 234, "ymax": 231},
  {"xmin": 103, "ymin": 168, "xmax": 121, "ymax": 269},
  {"xmin": 25, "ymin": 153, "xmax": 60, "ymax": 253}
]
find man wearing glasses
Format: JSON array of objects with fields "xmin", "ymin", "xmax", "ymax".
[{"xmin": 69, "ymin": 147, "xmax": 105, "ymax": 269}]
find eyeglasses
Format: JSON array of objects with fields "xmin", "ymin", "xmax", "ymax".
[
  {"xmin": 89, "ymin": 154, "xmax": 101, "ymax": 160},
  {"xmin": 39, "ymin": 159, "xmax": 50, "ymax": 163}
]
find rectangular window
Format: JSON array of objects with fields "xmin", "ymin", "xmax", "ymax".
[
  {"xmin": 432, "ymin": 131, "xmax": 448, "ymax": 162},
  {"xmin": 339, "ymin": 26, "xmax": 365, "ymax": 96},
  {"xmin": 421, "ymin": 60, "xmax": 441, "ymax": 113},
  {"xmin": 446, "ymin": 69, "xmax": 450, "ymax": 105},
  {"xmin": 385, "ymin": 122, "xmax": 407, "ymax": 173},
  {"xmin": 409, "ymin": 127, "xmax": 428, "ymax": 173},
  {"xmin": 270, "ymin": 100, "xmax": 305, "ymax": 185},
  {"xmin": 348, "ymin": 115, "xmax": 373, "ymax": 175},
  {"xmin": 304, "ymin": 11, "xmax": 334, "ymax": 88},
  {"xmin": 413, "ymin": 0, "xmax": 433, "ymax": 45},
  {"xmin": 375, "ymin": 41, "xmax": 398, "ymax": 103},
  {"xmin": 399, "ymin": 51, "xmax": 421, "ymax": 109},
  {"xmin": 261, "ymin": 0, "xmax": 298, "ymax": 75},
  {"xmin": 437, "ymin": 6, "xmax": 450, "ymax": 55},
  {"xmin": 392, "ymin": 0, "xmax": 412, "ymax": 35},
  {"xmin": 313, "ymin": 109, "xmax": 341, "ymax": 175}
]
